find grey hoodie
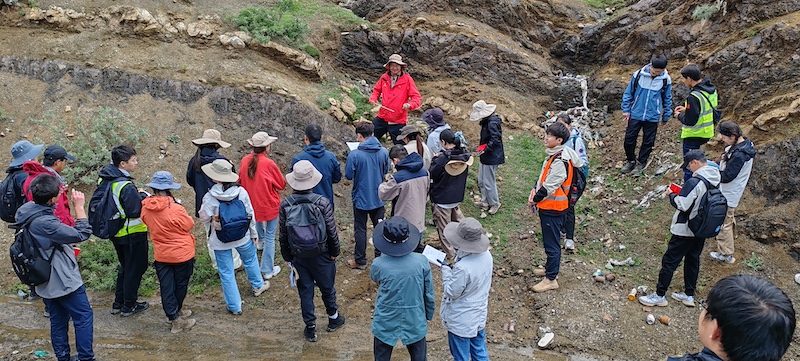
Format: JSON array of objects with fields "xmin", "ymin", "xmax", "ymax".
[
  {"xmin": 669, "ymin": 165, "xmax": 721, "ymax": 237},
  {"xmin": 198, "ymin": 184, "xmax": 257, "ymax": 250},
  {"xmin": 15, "ymin": 202, "xmax": 92, "ymax": 299}
]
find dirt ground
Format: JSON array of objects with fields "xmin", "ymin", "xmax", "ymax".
[{"xmin": 1, "ymin": 0, "xmax": 800, "ymax": 360}]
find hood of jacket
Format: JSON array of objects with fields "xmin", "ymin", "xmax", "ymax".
[
  {"xmin": 98, "ymin": 163, "xmax": 130, "ymax": 181},
  {"xmin": 569, "ymin": 128, "xmax": 581, "ymax": 140},
  {"xmin": 16, "ymin": 201, "xmax": 54, "ymax": 224},
  {"xmin": 640, "ymin": 64, "xmax": 671, "ymax": 82},
  {"xmin": 694, "ymin": 77, "xmax": 716, "ymax": 94},
  {"xmin": 396, "ymin": 152, "xmax": 424, "ymax": 173},
  {"xmin": 731, "ymin": 137, "xmax": 756, "ymax": 159},
  {"xmin": 5, "ymin": 164, "xmax": 23, "ymax": 174},
  {"xmin": 22, "ymin": 160, "xmax": 48, "ymax": 177},
  {"xmin": 303, "ymin": 141, "xmax": 328, "ymax": 158},
  {"xmin": 208, "ymin": 183, "xmax": 241, "ymax": 202},
  {"xmin": 358, "ymin": 136, "xmax": 384, "ymax": 152},
  {"xmin": 693, "ymin": 164, "xmax": 721, "ymax": 185},
  {"xmin": 198, "ymin": 147, "xmax": 224, "ymax": 166},
  {"xmin": 142, "ymin": 196, "xmax": 173, "ymax": 212},
  {"xmin": 446, "ymin": 147, "xmax": 471, "ymax": 162},
  {"xmin": 546, "ymin": 145, "xmax": 584, "ymax": 168}
]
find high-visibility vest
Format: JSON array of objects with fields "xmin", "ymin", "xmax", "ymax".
[
  {"xmin": 111, "ymin": 180, "xmax": 147, "ymax": 237},
  {"xmin": 537, "ymin": 153, "xmax": 572, "ymax": 212},
  {"xmin": 681, "ymin": 90, "xmax": 717, "ymax": 139}
]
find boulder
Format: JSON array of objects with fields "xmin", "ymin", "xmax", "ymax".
[{"xmin": 250, "ymin": 41, "xmax": 327, "ymax": 81}]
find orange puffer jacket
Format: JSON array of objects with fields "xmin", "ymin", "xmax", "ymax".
[{"xmin": 141, "ymin": 196, "xmax": 196, "ymax": 264}]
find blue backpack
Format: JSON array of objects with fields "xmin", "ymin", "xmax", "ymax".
[{"xmin": 214, "ymin": 198, "xmax": 251, "ymax": 243}]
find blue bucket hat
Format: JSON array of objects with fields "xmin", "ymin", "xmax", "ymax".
[
  {"xmin": 146, "ymin": 171, "xmax": 181, "ymax": 190},
  {"xmin": 9, "ymin": 140, "xmax": 44, "ymax": 167}
]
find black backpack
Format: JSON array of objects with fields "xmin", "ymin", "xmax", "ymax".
[
  {"xmin": 556, "ymin": 152, "xmax": 587, "ymax": 207},
  {"xmin": 214, "ymin": 197, "xmax": 252, "ymax": 243},
  {"xmin": 0, "ymin": 170, "xmax": 26, "ymax": 223},
  {"xmin": 9, "ymin": 211, "xmax": 61, "ymax": 286},
  {"xmin": 285, "ymin": 194, "xmax": 327, "ymax": 258},
  {"xmin": 88, "ymin": 179, "xmax": 129, "ymax": 239},
  {"xmin": 688, "ymin": 175, "xmax": 728, "ymax": 238}
]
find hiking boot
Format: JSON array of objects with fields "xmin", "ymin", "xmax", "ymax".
[
  {"xmin": 178, "ymin": 309, "xmax": 192, "ymax": 318},
  {"xmin": 304, "ymin": 325, "xmax": 318, "ymax": 342},
  {"xmin": 253, "ymin": 281, "xmax": 270, "ymax": 297},
  {"xmin": 121, "ymin": 302, "xmax": 149, "ymax": 317},
  {"xmin": 630, "ymin": 162, "xmax": 646, "ymax": 176},
  {"xmin": 326, "ymin": 315, "xmax": 346, "ymax": 332},
  {"xmin": 619, "ymin": 161, "xmax": 636, "ymax": 174},
  {"xmin": 532, "ymin": 278, "xmax": 559, "ymax": 293},
  {"xmin": 488, "ymin": 203, "xmax": 501, "ymax": 215},
  {"xmin": 533, "ymin": 267, "xmax": 546, "ymax": 277},
  {"xmin": 347, "ymin": 259, "xmax": 367, "ymax": 270},
  {"xmin": 43, "ymin": 310, "xmax": 50, "ymax": 318},
  {"xmin": 263, "ymin": 265, "xmax": 282, "ymax": 280},
  {"xmin": 111, "ymin": 303, "xmax": 122, "ymax": 315},
  {"xmin": 638, "ymin": 293, "xmax": 668, "ymax": 307},
  {"xmin": 171, "ymin": 317, "xmax": 197, "ymax": 334},
  {"xmin": 671, "ymin": 292, "xmax": 696, "ymax": 307},
  {"xmin": 709, "ymin": 252, "xmax": 736, "ymax": 264},
  {"xmin": 564, "ymin": 239, "xmax": 576, "ymax": 252},
  {"xmin": 473, "ymin": 201, "xmax": 489, "ymax": 211}
]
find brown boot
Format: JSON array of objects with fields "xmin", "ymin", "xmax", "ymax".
[
  {"xmin": 532, "ymin": 278, "xmax": 559, "ymax": 293},
  {"xmin": 178, "ymin": 309, "xmax": 192, "ymax": 318},
  {"xmin": 171, "ymin": 317, "xmax": 197, "ymax": 334}
]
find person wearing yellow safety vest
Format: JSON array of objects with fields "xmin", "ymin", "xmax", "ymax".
[
  {"xmin": 674, "ymin": 64, "xmax": 719, "ymax": 182},
  {"xmin": 97, "ymin": 145, "xmax": 150, "ymax": 318},
  {"xmin": 527, "ymin": 122, "xmax": 584, "ymax": 293}
]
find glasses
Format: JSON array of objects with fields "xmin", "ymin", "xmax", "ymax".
[{"xmin": 698, "ymin": 299, "xmax": 713, "ymax": 317}]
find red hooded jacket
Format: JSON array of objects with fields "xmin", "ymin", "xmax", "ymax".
[
  {"xmin": 22, "ymin": 160, "xmax": 75, "ymax": 227},
  {"xmin": 369, "ymin": 71, "xmax": 422, "ymax": 124}
]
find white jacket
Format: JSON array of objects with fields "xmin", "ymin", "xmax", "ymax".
[
  {"xmin": 670, "ymin": 165, "xmax": 721, "ymax": 237},
  {"xmin": 199, "ymin": 184, "xmax": 257, "ymax": 250},
  {"xmin": 440, "ymin": 250, "xmax": 493, "ymax": 338}
]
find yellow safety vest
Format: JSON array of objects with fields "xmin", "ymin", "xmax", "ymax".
[
  {"xmin": 111, "ymin": 180, "xmax": 147, "ymax": 237},
  {"xmin": 681, "ymin": 90, "xmax": 717, "ymax": 139}
]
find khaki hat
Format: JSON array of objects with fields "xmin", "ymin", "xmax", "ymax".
[
  {"xmin": 383, "ymin": 54, "xmax": 407, "ymax": 69},
  {"xmin": 395, "ymin": 125, "xmax": 421, "ymax": 141},
  {"xmin": 469, "ymin": 100, "xmax": 497, "ymax": 121},
  {"xmin": 192, "ymin": 129, "xmax": 231, "ymax": 148},
  {"xmin": 445, "ymin": 156, "xmax": 474, "ymax": 176},
  {"xmin": 286, "ymin": 160, "xmax": 322, "ymax": 191},
  {"xmin": 443, "ymin": 217, "xmax": 490, "ymax": 254},
  {"xmin": 248, "ymin": 131, "xmax": 278, "ymax": 147},
  {"xmin": 201, "ymin": 159, "xmax": 239, "ymax": 183}
]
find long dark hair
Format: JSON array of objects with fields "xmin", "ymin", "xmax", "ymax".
[
  {"xmin": 407, "ymin": 132, "xmax": 424, "ymax": 158},
  {"xmin": 247, "ymin": 147, "xmax": 267, "ymax": 179},
  {"xmin": 191, "ymin": 144, "xmax": 220, "ymax": 170}
]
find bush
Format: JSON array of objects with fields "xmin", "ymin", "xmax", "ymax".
[
  {"xmin": 692, "ymin": 4, "xmax": 719, "ymax": 21},
  {"xmin": 302, "ymin": 44, "xmax": 321, "ymax": 59},
  {"xmin": 230, "ymin": 4, "xmax": 310, "ymax": 47},
  {"xmin": 78, "ymin": 239, "xmax": 157, "ymax": 296}
]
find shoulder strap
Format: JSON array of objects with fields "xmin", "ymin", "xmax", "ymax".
[
  {"xmin": 693, "ymin": 174, "xmax": 716, "ymax": 190},
  {"xmin": 631, "ymin": 70, "xmax": 641, "ymax": 95},
  {"xmin": 697, "ymin": 91, "xmax": 716, "ymax": 110}
]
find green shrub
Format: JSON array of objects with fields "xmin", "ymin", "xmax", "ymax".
[
  {"xmin": 230, "ymin": 5, "xmax": 310, "ymax": 47},
  {"xmin": 302, "ymin": 44, "xmax": 321, "ymax": 59},
  {"xmin": 78, "ymin": 239, "xmax": 156, "ymax": 296},
  {"xmin": 692, "ymin": 4, "xmax": 719, "ymax": 21}
]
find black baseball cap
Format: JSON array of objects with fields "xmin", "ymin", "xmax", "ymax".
[
  {"xmin": 44, "ymin": 145, "xmax": 76, "ymax": 163},
  {"xmin": 682, "ymin": 149, "xmax": 706, "ymax": 169}
]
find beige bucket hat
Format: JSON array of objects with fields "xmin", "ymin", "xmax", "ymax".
[
  {"xmin": 384, "ymin": 54, "xmax": 407, "ymax": 69},
  {"xmin": 286, "ymin": 160, "xmax": 323, "ymax": 191},
  {"xmin": 192, "ymin": 129, "xmax": 231, "ymax": 148},
  {"xmin": 248, "ymin": 131, "xmax": 278, "ymax": 147},
  {"xmin": 445, "ymin": 156, "xmax": 474, "ymax": 176},
  {"xmin": 201, "ymin": 159, "xmax": 239, "ymax": 183},
  {"xmin": 469, "ymin": 100, "xmax": 497, "ymax": 121},
  {"xmin": 443, "ymin": 217, "xmax": 490, "ymax": 253}
]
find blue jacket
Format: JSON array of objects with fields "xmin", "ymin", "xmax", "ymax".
[
  {"xmin": 345, "ymin": 136, "xmax": 390, "ymax": 210},
  {"xmin": 291, "ymin": 141, "xmax": 342, "ymax": 204},
  {"xmin": 621, "ymin": 64, "xmax": 673, "ymax": 122},
  {"xmin": 566, "ymin": 128, "xmax": 590, "ymax": 177},
  {"xmin": 479, "ymin": 114, "xmax": 505, "ymax": 165},
  {"xmin": 186, "ymin": 147, "xmax": 230, "ymax": 217}
]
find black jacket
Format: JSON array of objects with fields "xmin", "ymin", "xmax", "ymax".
[
  {"xmin": 720, "ymin": 137, "xmax": 756, "ymax": 183},
  {"xmin": 678, "ymin": 77, "xmax": 717, "ymax": 128},
  {"xmin": 429, "ymin": 148, "xmax": 470, "ymax": 205},
  {"xmin": 97, "ymin": 164, "xmax": 147, "ymax": 244},
  {"xmin": 279, "ymin": 190, "xmax": 340, "ymax": 262},
  {"xmin": 479, "ymin": 114, "xmax": 505, "ymax": 165},
  {"xmin": 5, "ymin": 165, "xmax": 30, "ymax": 221},
  {"xmin": 186, "ymin": 147, "xmax": 231, "ymax": 217},
  {"xmin": 667, "ymin": 348, "xmax": 723, "ymax": 361}
]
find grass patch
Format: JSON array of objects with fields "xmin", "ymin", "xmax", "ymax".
[
  {"xmin": 78, "ymin": 239, "xmax": 157, "ymax": 297},
  {"xmin": 583, "ymin": 0, "xmax": 626, "ymax": 9}
]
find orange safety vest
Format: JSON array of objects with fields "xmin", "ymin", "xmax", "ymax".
[{"xmin": 537, "ymin": 152, "xmax": 573, "ymax": 212}]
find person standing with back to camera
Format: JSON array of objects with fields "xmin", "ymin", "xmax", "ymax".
[{"xmin": 369, "ymin": 54, "xmax": 422, "ymax": 145}]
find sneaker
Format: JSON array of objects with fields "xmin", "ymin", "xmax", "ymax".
[
  {"xmin": 111, "ymin": 303, "xmax": 122, "ymax": 315},
  {"xmin": 28, "ymin": 293, "xmax": 41, "ymax": 302},
  {"xmin": 532, "ymin": 278, "xmax": 559, "ymax": 293},
  {"xmin": 43, "ymin": 310, "xmax": 50, "ymax": 318},
  {"xmin": 709, "ymin": 252, "xmax": 736, "ymax": 264},
  {"xmin": 227, "ymin": 308, "xmax": 242, "ymax": 316},
  {"xmin": 619, "ymin": 161, "xmax": 636, "ymax": 174},
  {"xmin": 171, "ymin": 316, "xmax": 197, "ymax": 334},
  {"xmin": 253, "ymin": 281, "xmax": 270, "ymax": 297},
  {"xmin": 178, "ymin": 309, "xmax": 192, "ymax": 318},
  {"xmin": 795, "ymin": 274, "xmax": 800, "ymax": 285},
  {"xmin": 671, "ymin": 292, "xmax": 695, "ymax": 307},
  {"xmin": 473, "ymin": 201, "xmax": 488, "ymax": 211},
  {"xmin": 326, "ymin": 315, "xmax": 346, "ymax": 332},
  {"xmin": 304, "ymin": 325, "xmax": 318, "ymax": 342},
  {"xmin": 564, "ymin": 239, "xmax": 576, "ymax": 252},
  {"xmin": 533, "ymin": 267, "xmax": 546, "ymax": 277},
  {"xmin": 121, "ymin": 302, "xmax": 149, "ymax": 317},
  {"xmin": 263, "ymin": 265, "xmax": 282, "ymax": 280},
  {"xmin": 630, "ymin": 162, "xmax": 646, "ymax": 176},
  {"xmin": 638, "ymin": 293, "xmax": 668, "ymax": 307},
  {"xmin": 487, "ymin": 203, "xmax": 501, "ymax": 215}
]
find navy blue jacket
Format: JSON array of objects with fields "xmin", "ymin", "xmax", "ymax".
[
  {"xmin": 186, "ymin": 147, "xmax": 231, "ymax": 217},
  {"xmin": 345, "ymin": 137, "xmax": 390, "ymax": 210},
  {"xmin": 5, "ymin": 165, "xmax": 29, "ymax": 222},
  {"xmin": 291, "ymin": 141, "xmax": 342, "ymax": 205},
  {"xmin": 667, "ymin": 348, "xmax": 723, "ymax": 361},
  {"xmin": 479, "ymin": 114, "xmax": 505, "ymax": 165},
  {"xmin": 430, "ymin": 148, "xmax": 471, "ymax": 205}
]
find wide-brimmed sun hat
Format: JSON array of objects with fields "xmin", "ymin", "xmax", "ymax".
[
  {"xmin": 373, "ymin": 216, "xmax": 421, "ymax": 257},
  {"xmin": 422, "ymin": 108, "xmax": 445, "ymax": 127},
  {"xmin": 384, "ymin": 54, "xmax": 407, "ymax": 69},
  {"xmin": 445, "ymin": 156, "xmax": 474, "ymax": 176},
  {"xmin": 10, "ymin": 140, "xmax": 44, "ymax": 167},
  {"xmin": 146, "ymin": 171, "xmax": 181, "ymax": 190},
  {"xmin": 395, "ymin": 125, "xmax": 421, "ymax": 141},
  {"xmin": 286, "ymin": 160, "xmax": 323, "ymax": 191},
  {"xmin": 201, "ymin": 159, "xmax": 239, "ymax": 183},
  {"xmin": 192, "ymin": 129, "xmax": 231, "ymax": 148},
  {"xmin": 248, "ymin": 131, "xmax": 278, "ymax": 147},
  {"xmin": 443, "ymin": 217, "xmax": 490, "ymax": 253},
  {"xmin": 469, "ymin": 100, "xmax": 497, "ymax": 121}
]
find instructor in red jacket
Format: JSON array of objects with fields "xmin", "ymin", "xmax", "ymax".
[{"xmin": 369, "ymin": 54, "xmax": 422, "ymax": 145}]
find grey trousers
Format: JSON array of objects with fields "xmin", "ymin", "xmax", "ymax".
[{"xmin": 477, "ymin": 163, "xmax": 499, "ymax": 206}]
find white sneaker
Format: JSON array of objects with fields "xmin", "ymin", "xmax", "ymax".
[
  {"xmin": 709, "ymin": 252, "xmax": 736, "ymax": 264},
  {"xmin": 253, "ymin": 281, "xmax": 270, "ymax": 297},
  {"xmin": 794, "ymin": 274, "xmax": 800, "ymax": 285},
  {"xmin": 671, "ymin": 292, "xmax": 695, "ymax": 307},
  {"xmin": 263, "ymin": 265, "xmax": 281, "ymax": 280},
  {"xmin": 638, "ymin": 292, "xmax": 668, "ymax": 307},
  {"xmin": 564, "ymin": 239, "xmax": 576, "ymax": 251}
]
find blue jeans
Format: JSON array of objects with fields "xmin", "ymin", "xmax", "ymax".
[
  {"xmin": 43, "ymin": 285, "xmax": 94, "ymax": 361},
  {"xmin": 215, "ymin": 240, "xmax": 264, "ymax": 313},
  {"xmin": 257, "ymin": 218, "xmax": 278, "ymax": 275},
  {"xmin": 540, "ymin": 213, "xmax": 565, "ymax": 280},
  {"xmin": 448, "ymin": 329, "xmax": 489, "ymax": 361}
]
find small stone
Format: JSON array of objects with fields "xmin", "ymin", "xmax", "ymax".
[
  {"xmin": 605, "ymin": 273, "xmax": 616, "ymax": 282},
  {"xmin": 603, "ymin": 314, "xmax": 612, "ymax": 322},
  {"xmin": 64, "ymin": 106, "xmax": 71, "ymax": 112},
  {"xmin": 516, "ymin": 269, "xmax": 524, "ymax": 274},
  {"xmin": 594, "ymin": 275, "xmax": 606, "ymax": 283}
]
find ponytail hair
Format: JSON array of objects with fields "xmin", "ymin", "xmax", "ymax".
[
  {"xmin": 408, "ymin": 132, "xmax": 424, "ymax": 158},
  {"xmin": 247, "ymin": 147, "xmax": 267, "ymax": 179}
]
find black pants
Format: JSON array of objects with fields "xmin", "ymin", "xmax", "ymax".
[
  {"xmin": 623, "ymin": 119, "xmax": 659, "ymax": 164},
  {"xmin": 294, "ymin": 254, "xmax": 338, "ymax": 327},
  {"xmin": 656, "ymin": 234, "xmax": 706, "ymax": 297},
  {"xmin": 374, "ymin": 337, "xmax": 427, "ymax": 361},
  {"xmin": 564, "ymin": 186, "xmax": 585, "ymax": 240},
  {"xmin": 353, "ymin": 206, "xmax": 385, "ymax": 265},
  {"xmin": 372, "ymin": 117, "xmax": 404, "ymax": 145},
  {"xmin": 112, "ymin": 238, "xmax": 149, "ymax": 309},
  {"xmin": 155, "ymin": 259, "xmax": 195, "ymax": 321}
]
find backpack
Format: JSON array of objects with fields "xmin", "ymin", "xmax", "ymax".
[
  {"xmin": 88, "ymin": 179, "xmax": 129, "ymax": 239},
  {"xmin": 9, "ymin": 211, "xmax": 60, "ymax": 286},
  {"xmin": 0, "ymin": 170, "xmax": 25, "ymax": 223},
  {"xmin": 214, "ymin": 198, "xmax": 251, "ymax": 243},
  {"xmin": 454, "ymin": 131, "xmax": 469, "ymax": 150},
  {"xmin": 697, "ymin": 91, "xmax": 723, "ymax": 125},
  {"xmin": 558, "ymin": 156, "xmax": 586, "ymax": 207},
  {"xmin": 631, "ymin": 70, "xmax": 668, "ymax": 100},
  {"xmin": 285, "ymin": 194, "xmax": 327, "ymax": 258},
  {"xmin": 687, "ymin": 175, "xmax": 728, "ymax": 238}
]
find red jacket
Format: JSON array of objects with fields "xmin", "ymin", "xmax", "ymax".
[
  {"xmin": 22, "ymin": 160, "xmax": 75, "ymax": 227},
  {"xmin": 140, "ymin": 196, "xmax": 196, "ymax": 263},
  {"xmin": 238, "ymin": 153, "xmax": 286, "ymax": 222},
  {"xmin": 369, "ymin": 71, "xmax": 422, "ymax": 124}
]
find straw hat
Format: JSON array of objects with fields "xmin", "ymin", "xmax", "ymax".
[
  {"xmin": 192, "ymin": 129, "xmax": 231, "ymax": 148},
  {"xmin": 146, "ymin": 171, "xmax": 182, "ymax": 190},
  {"xmin": 9, "ymin": 140, "xmax": 43, "ymax": 167},
  {"xmin": 469, "ymin": 100, "xmax": 497, "ymax": 121},
  {"xmin": 200, "ymin": 159, "xmax": 238, "ymax": 183},
  {"xmin": 372, "ymin": 217, "xmax": 421, "ymax": 257},
  {"xmin": 383, "ymin": 54, "xmax": 407, "ymax": 69},
  {"xmin": 445, "ymin": 156, "xmax": 474, "ymax": 176},
  {"xmin": 248, "ymin": 131, "xmax": 278, "ymax": 147},
  {"xmin": 286, "ymin": 160, "xmax": 323, "ymax": 191},
  {"xmin": 443, "ymin": 217, "xmax": 490, "ymax": 253}
]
